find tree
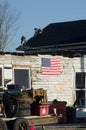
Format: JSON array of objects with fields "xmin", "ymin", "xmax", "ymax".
[{"xmin": 0, "ymin": 1, "xmax": 19, "ymax": 51}]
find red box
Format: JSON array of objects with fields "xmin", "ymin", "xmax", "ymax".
[{"xmin": 31, "ymin": 105, "xmax": 49, "ymax": 116}]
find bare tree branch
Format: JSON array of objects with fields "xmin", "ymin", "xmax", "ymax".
[{"xmin": 0, "ymin": 1, "xmax": 20, "ymax": 51}]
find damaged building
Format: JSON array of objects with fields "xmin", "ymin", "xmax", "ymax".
[{"xmin": 1, "ymin": 20, "xmax": 86, "ymax": 119}]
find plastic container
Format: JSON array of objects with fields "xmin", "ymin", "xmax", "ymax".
[
  {"xmin": 66, "ymin": 107, "xmax": 76, "ymax": 123},
  {"xmin": 31, "ymin": 105, "xmax": 49, "ymax": 116},
  {"xmin": 29, "ymin": 124, "xmax": 34, "ymax": 130},
  {"xmin": 52, "ymin": 102, "xmax": 67, "ymax": 123}
]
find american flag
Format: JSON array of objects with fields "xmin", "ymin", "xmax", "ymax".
[{"xmin": 41, "ymin": 58, "xmax": 62, "ymax": 76}]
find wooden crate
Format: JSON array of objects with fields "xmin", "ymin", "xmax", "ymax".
[{"xmin": 28, "ymin": 88, "xmax": 48, "ymax": 105}]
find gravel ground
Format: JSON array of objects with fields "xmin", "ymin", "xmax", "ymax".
[{"xmin": 34, "ymin": 123, "xmax": 86, "ymax": 130}]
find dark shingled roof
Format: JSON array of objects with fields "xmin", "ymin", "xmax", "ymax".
[
  {"xmin": 26, "ymin": 20, "xmax": 86, "ymax": 47},
  {"xmin": 16, "ymin": 20, "xmax": 86, "ymax": 56}
]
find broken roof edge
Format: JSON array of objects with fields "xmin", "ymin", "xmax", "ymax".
[
  {"xmin": 16, "ymin": 41, "xmax": 86, "ymax": 51},
  {"xmin": 16, "ymin": 19, "xmax": 86, "ymax": 51}
]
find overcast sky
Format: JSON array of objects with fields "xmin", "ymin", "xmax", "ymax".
[{"xmin": 4, "ymin": 0, "xmax": 86, "ymax": 52}]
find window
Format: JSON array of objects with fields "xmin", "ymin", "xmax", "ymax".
[
  {"xmin": 0, "ymin": 68, "xmax": 2, "ymax": 86},
  {"xmin": 75, "ymin": 90, "xmax": 85, "ymax": 107},
  {"xmin": 74, "ymin": 72, "xmax": 86, "ymax": 108},
  {"xmin": 14, "ymin": 68, "xmax": 31, "ymax": 89},
  {"xmin": 4, "ymin": 66, "xmax": 12, "ymax": 87},
  {"xmin": 76, "ymin": 72, "xmax": 85, "ymax": 89}
]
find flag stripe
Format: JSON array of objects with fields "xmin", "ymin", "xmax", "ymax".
[
  {"xmin": 42, "ymin": 71, "xmax": 61, "ymax": 75},
  {"xmin": 42, "ymin": 68, "xmax": 62, "ymax": 71}
]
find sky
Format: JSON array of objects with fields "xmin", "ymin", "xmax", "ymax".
[{"xmin": 2, "ymin": 0, "xmax": 86, "ymax": 52}]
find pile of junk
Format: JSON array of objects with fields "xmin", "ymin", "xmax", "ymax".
[
  {"xmin": 1, "ymin": 84, "xmax": 49, "ymax": 118},
  {"xmin": 0, "ymin": 84, "xmax": 75, "ymax": 124}
]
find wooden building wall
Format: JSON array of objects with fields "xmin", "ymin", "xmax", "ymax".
[{"xmin": 0, "ymin": 53, "xmax": 85, "ymax": 107}]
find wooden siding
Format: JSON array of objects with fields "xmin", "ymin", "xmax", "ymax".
[{"xmin": 0, "ymin": 54, "xmax": 85, "ymax": 107}]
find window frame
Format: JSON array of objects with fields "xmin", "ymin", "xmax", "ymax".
[
  {"xmin": 75, "ymin": 72, "xmax": 86, "ymax": 108},
  {"xmin": 13, "ymin": 67, "xmax": 31, "ymax": 90}
]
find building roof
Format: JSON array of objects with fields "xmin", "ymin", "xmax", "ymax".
[{"xmin": 16, "ymin": 20, "xmax": 86, "ymax": 56}]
